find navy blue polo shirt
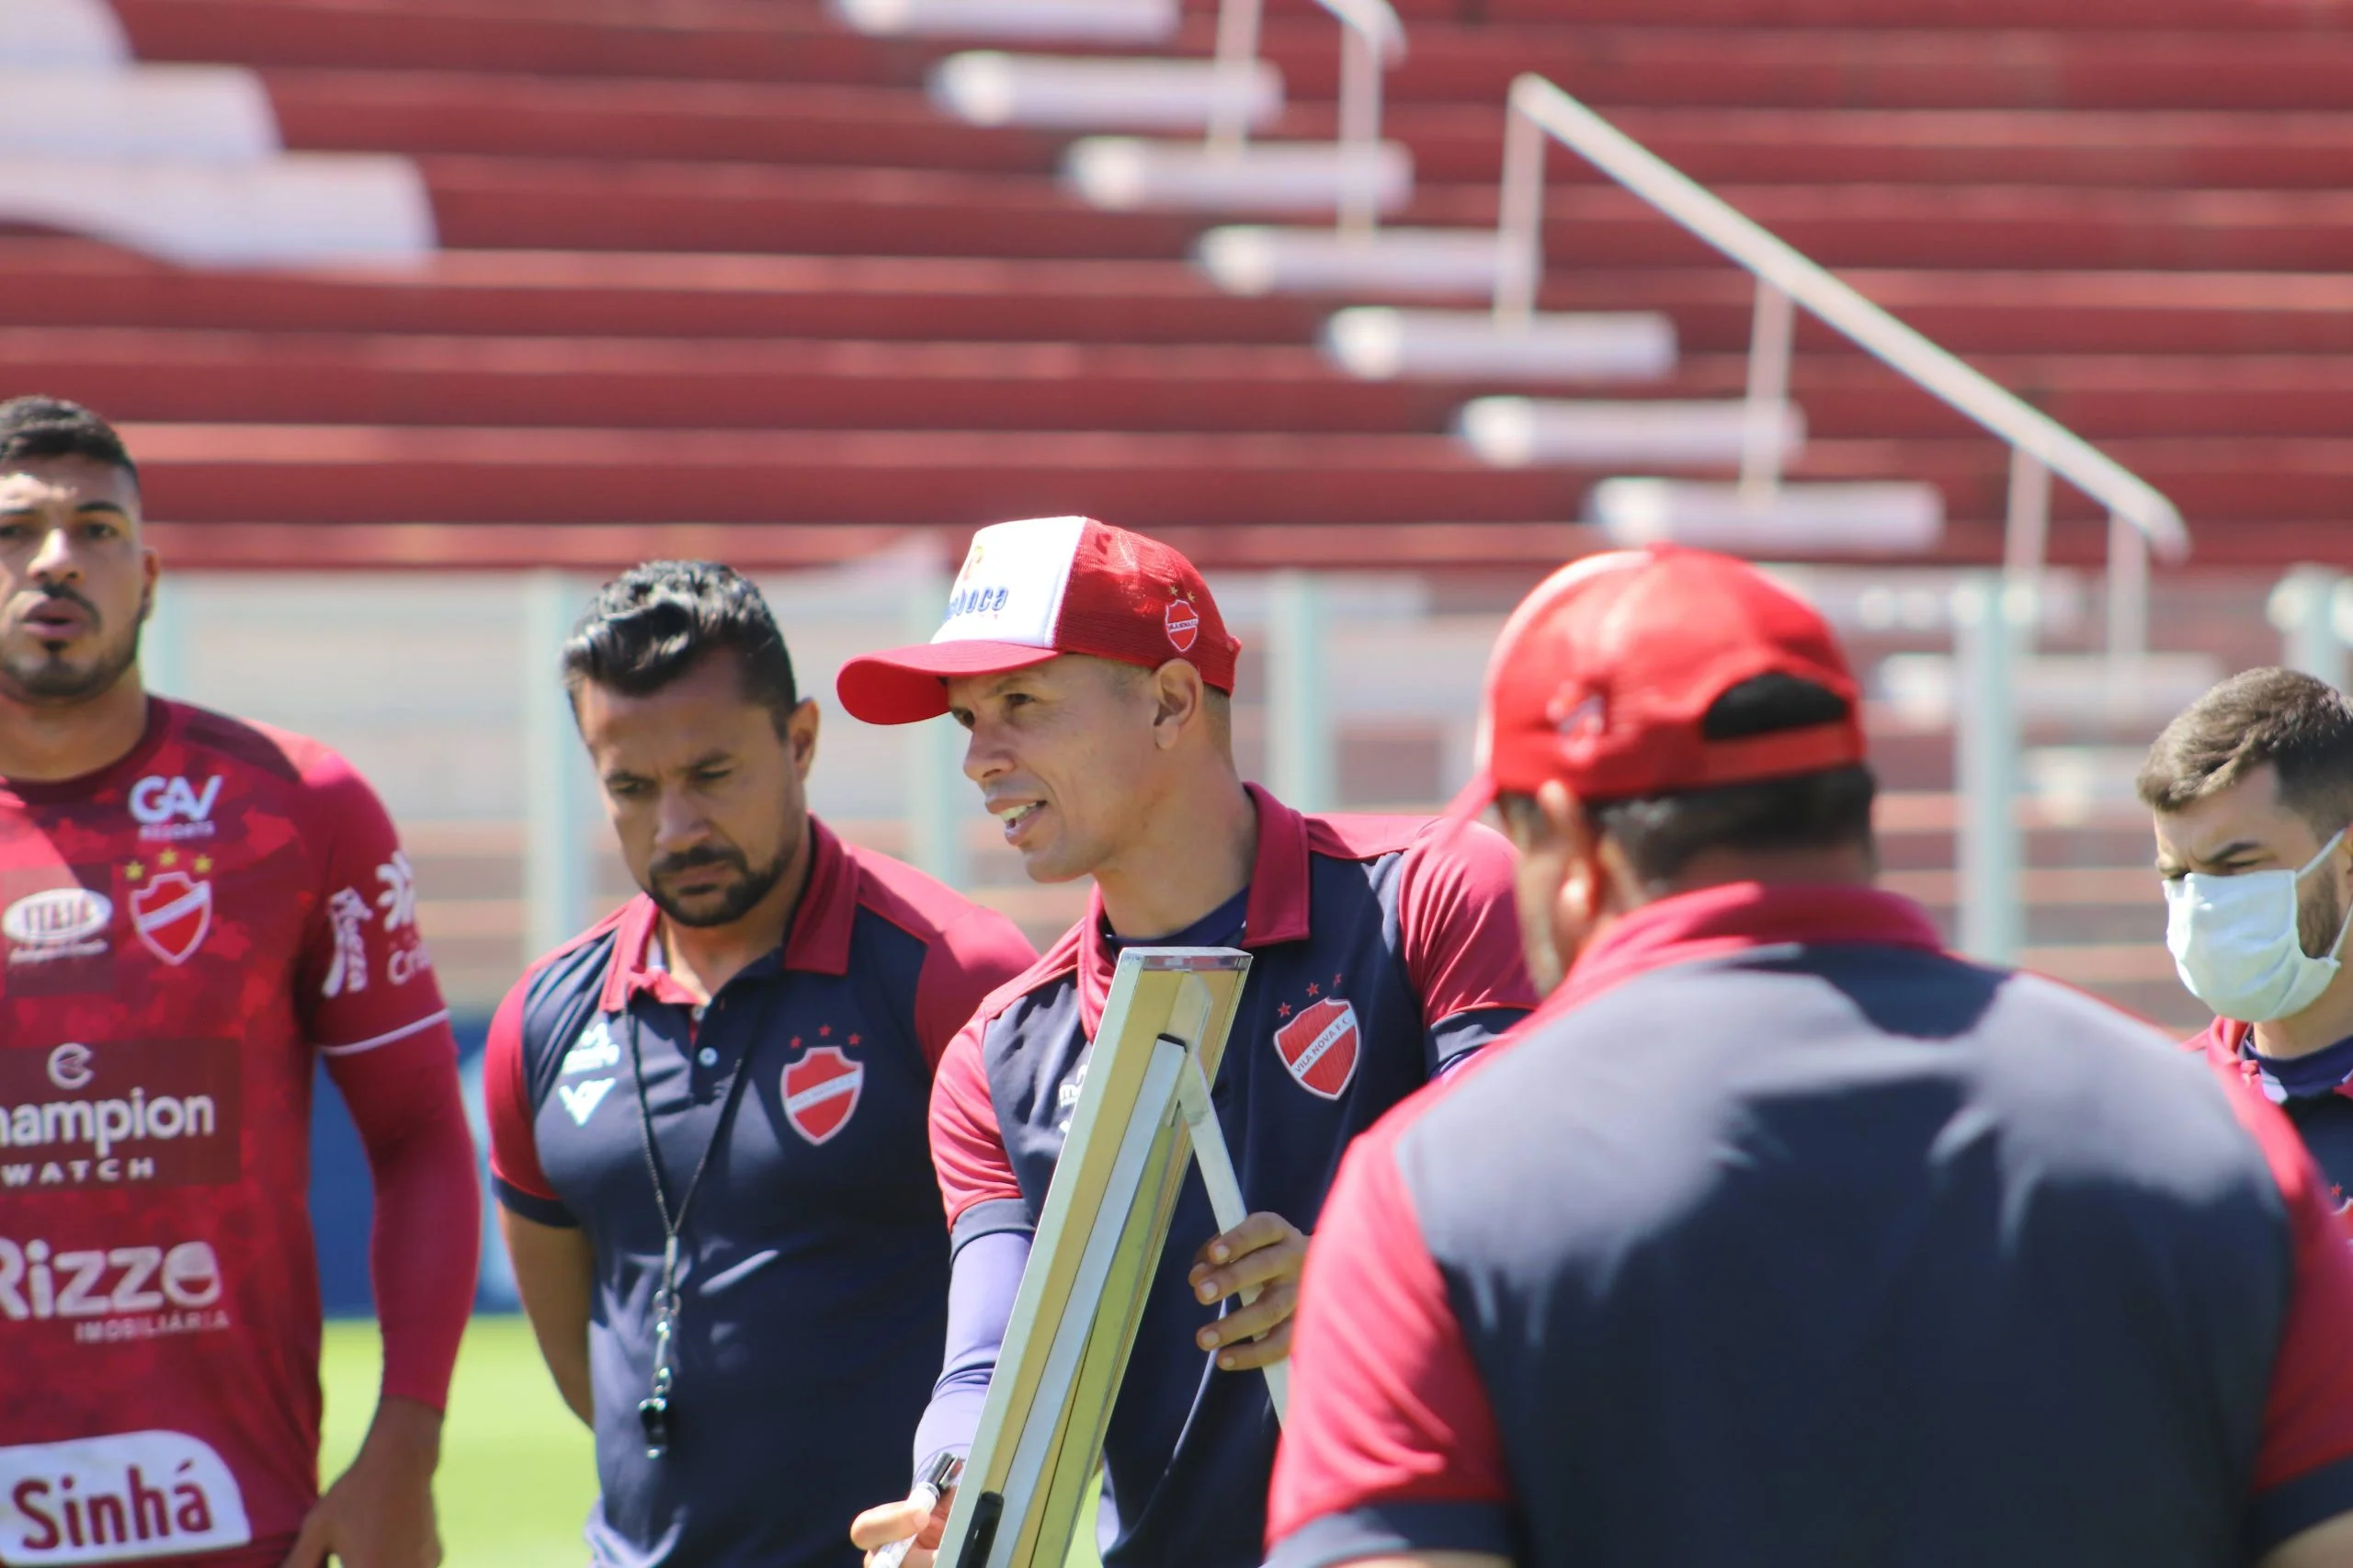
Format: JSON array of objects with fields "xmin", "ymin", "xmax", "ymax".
[
  {"xmin": 486, "ymin": 817, "xmax": 1035, "ymax": 1568},
  {"xmin": 1268, "ymin": 882, "xmax": 2353, "ymax": 1568},
  {"xmin": 928, "ymin": 785, "xmax": 1534, "ymax": 1568},
  {"xmin": 2196, "ymin": 1017, "xmax": 2353, "ymax": 1221}
]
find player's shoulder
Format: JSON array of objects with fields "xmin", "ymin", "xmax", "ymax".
[
  {"xmin": 1942, "ymin": 968, "xmax": 2301, "ymax": 1224},
  {"xmin": 165, "ymin": 699, "xmax": 319, "ymax": 786},
  {"xmin": 501, "ymin": 902, "xmax": 634, "ymax": 1048},
  {"xmin": 1333, "ymin": 1010, "xmax": 1538, "ymax": 1197},
  {"xmin": 1301, "ymin": 809, "xmax": 1440, "ymax": 865},
  {"xmin": 166, "ymin": 699, "xmax": 376, "ymax": 806},
  {"xmin": 1985, "ymin": 963, "xmax": 2185, "ymax": 1061},
  {"xmin": 964, "ymin": 922, "xmax": 1085, "ymax": 1035},
  {"xmin": 1303, "ymin": 808, "xmax": 1514, "ymax": 876},
  {"xmin": 837, "ymin": 832, "xmax": 1029, "ymax": 955},
  {"xmin": 1985, "ymin": 971, "xmax": 2265, "ymax": 1147}
]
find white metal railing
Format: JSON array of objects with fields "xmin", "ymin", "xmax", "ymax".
[
  {"xmin": 2271, "ymin": 564, "xmax": 2353, "ymax": 692},
  {"xmin": 1208, "ymin": 0, "xmax": 1405, "ymax": 233},
  {"xmin": 1493, "ymin": 74, "xmax": 2190, "ymax": 668}
]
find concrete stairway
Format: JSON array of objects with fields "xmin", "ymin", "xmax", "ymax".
[
  {"xmin": 0, "ymin": 0, "xmax": 2337, "ymax": 1028},
  {"xmin": 0, "ymin": 0, "xmax": 2336, "ymax": 569}
]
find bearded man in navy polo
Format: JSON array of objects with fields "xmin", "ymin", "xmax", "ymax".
[
  {"xmin": 484, "ymin": 563, "xmax": 1037, "ymax": 1567},
  {"xmin": 837, "ymin": 517, "xmax": 1535, "ymax": 1568}
]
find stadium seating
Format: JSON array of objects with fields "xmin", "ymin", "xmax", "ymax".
[
  {"xmin": 9, "ymin": 0, "xmax": 2340, "ymax": 1026},
  {"xmin": 0, "ymin": 0, "xmax": 2344, "ymax": 573}
]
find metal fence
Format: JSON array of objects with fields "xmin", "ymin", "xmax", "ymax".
[{"xmin": 139, "ymin": 559, "xmax": 2339, "ymax": 1028}]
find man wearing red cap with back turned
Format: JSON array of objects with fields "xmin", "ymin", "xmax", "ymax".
[
  {"xmin": 835, "ymin": 516, "xmax": 1534, "ymax": 1568},
  {"xmin": 1265, "ymin": 547, "xmax": 2353, "ymax": 1568}
]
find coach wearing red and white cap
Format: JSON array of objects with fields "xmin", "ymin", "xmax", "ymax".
[
  {"xmin": 1265, "ymin": 546, "xmax": 2353, "ymax": 1568},
  {"xmin": 839, "ymin": 517, "xmax": 1535, "ymax": 1568}
]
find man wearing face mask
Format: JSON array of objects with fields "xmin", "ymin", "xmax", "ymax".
[{"xmin": 2142, "ymin": 667, "xmax": 2353, "ymax": 1207}]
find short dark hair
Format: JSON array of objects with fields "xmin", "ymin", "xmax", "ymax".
[
  {"xmin": 562, "ymin": 561, "xmax": 799, "ymax": 731},
  {"xmin": 1500, "ymin": 674, "xmax": 1878, "ymax": 887},
  {"xmin": 2137, "ymin": 666, "xmax": 2353, "ymax": 835},
  {"xmin": 0, "ymin": 396, "xmax": 137, "ymax": 483}
]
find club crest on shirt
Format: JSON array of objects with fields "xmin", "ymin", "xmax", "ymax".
[
  {"xmin": 1274, "ymin": 996, "xmax": 1359, "ymax": 1100},
  {"xmin": 782, "ymin": 1046, "xmax": 863, "ymax": 1146},
  {"xmin": 128, "ymin": 868, "xmax": 212, "ymax": 967}
]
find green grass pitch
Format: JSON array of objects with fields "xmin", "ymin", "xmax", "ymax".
[
  {"xmin": 322, "ymin": 1314, "xmax": 598, "ymax": 1567},
  {"xmin": 321, "ymin": 1314, "xmax": 1102, "ymax": 1568}
]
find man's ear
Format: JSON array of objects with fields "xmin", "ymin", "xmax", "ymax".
[
  {"xmin": 1539, "ymin": 779, "xmax": 1609, "ymax": 923},
  {"xmin": 1595, "ymin": 833, "xmax": 1650, "ymax": 909},
  {"xmin": 786, "ymin": 698, "xmax": 821, "ymax": 777},
  {"xmin": 1148, "ymin": 660, "xmax": 1205, "ymax": 749}
]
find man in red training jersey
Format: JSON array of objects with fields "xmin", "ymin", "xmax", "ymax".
[{"xmin": 0, "ymin": 397, "xmax": 481, "ymax": 1567}]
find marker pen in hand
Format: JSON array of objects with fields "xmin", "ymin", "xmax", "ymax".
[{"xmin": 874, "ymin": 1451, "xmax": 964, "ymax": 1568}]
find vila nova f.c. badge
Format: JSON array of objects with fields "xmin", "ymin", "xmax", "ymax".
[
  {"xmin": 1275, "ymin": 997, "xmax": 1359, "ymax": 1100},
  {"xmin": 782, "ymin": 1046, "xmax": 863, "ymax": 1146},
  {"xmin": 129, "ymin": 871, "xmax": 211, "ymax": 968}
]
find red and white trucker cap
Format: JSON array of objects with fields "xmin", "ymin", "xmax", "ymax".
[
  {"xmin": 836, "ymin": 516, "xmax": 1242, "ymax": 725},
  {"xmin": 1449, "ymin": 545, "xmax": 1864, "ymax": 816}
]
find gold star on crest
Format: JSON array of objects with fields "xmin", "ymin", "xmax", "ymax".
[
  {"xmin": 193, "ymin": 855, "xmax": 213, "ymax": 875},
  {"xmin": 157, "ymin": 849, "xmax": 178, "ymax": 869},
  {"xmin": 125, "ymin": 861, "xmax": 145, "ymax": 881}
]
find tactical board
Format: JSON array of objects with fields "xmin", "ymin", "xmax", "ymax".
[{"xmin": 935, "ymin": 947, "xmax": 1273, "ymax": 1568}]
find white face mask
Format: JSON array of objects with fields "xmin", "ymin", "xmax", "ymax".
[{"xmin": 2165, "ymin": 829, "xmax": 2353, "ymax": 1023}]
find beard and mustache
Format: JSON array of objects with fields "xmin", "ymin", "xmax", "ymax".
[
  {"xmin": 646, "ymin": 841, "xmax": 790, "ymax": 929},
  {"xmin": 0, "ymin": 585, "xmax": 143, "ymax": 706},
  {"xmin": 2301, "ymin": 862, "xmax": 2351, "ymax": 962}
]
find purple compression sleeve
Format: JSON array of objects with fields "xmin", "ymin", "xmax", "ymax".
[{"xmin": 913, "ymin": 1229, "xmax": 1031, "ymax": 1473}]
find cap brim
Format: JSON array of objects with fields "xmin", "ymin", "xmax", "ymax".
[{"xmin": 836, "ymin": 642, "xmax": 1062, "ymax": 725}]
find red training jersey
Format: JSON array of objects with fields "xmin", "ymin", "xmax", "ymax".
[{"xmin": 0, "ymin": 699, "xmax": 456, "ymax": 1564}]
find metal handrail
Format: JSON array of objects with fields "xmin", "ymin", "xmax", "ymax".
[
  {"xmin": 1313, "ymin": 0, "xmax": 1406, "ymax": 56},
  {"xmin": 1494, "ymin": 73, "xmax": 2188, "ymax": 664},
  {"xmin": 1208, "ymin": 0, "xmax": 1406, "ymax": 233}
]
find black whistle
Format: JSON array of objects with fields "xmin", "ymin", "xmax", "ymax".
[{"xmin": 638, "ymin": 1394, "xmax": 672, "ymax": 1459}]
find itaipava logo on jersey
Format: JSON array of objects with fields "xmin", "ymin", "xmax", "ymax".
[
  {"xmin": 128, "ymin": 872, "xmax": 211, "ymax": 968},
  {"xmin": 782, "ymin": 1046, "xmax": 863, "ymax": 1145},
  {"xmin": 3, "ymin": 888, "xmax": 111, "ymax": 966},
  {"xmin": 1274, "ymin": 997, "xmax": 1359, "ymax": 1100}
]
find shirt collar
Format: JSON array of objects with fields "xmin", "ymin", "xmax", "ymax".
[
  {"xmin": 0, "ymin": 696, "xmax": 177, "ymax": 808},
  {"xmin": 1074, "ymin": 783, "xmax": 1308, "ymax": 1028},
  {"xmin": 597, "ymin": 815, "xmax": 858, "ymax": 1012},
  {"xmin": 1530, "ymin": 881, "xmax": 1948, "ymax": 1028},
  {"xmin": 1235, "ymin": 784, "xmax": 1313, "ymax": 947},
  {"xmin": 2200, "ymin": 1016, "xmax": 2353, "ymax": 1106}
]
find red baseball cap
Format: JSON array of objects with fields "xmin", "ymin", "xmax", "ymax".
[
  {"xmin": 837, "ymin": 516, "xmax": 1242, "ymax": 725},
  {"xmin": 1449, "ymin": 545, "xmax": 1864, "ymax": 818}
]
